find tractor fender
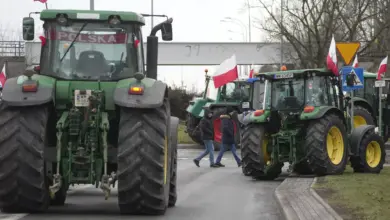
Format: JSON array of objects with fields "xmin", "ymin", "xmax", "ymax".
[
  {"xmin": 2, "ymin": 76, "xmax": 55, "ymax": 107},
  {"xmin": 301, "ymin": 106, "xmax": 344, "ymax": 121},
  {"xmin": 349, "ymin": 125, "xmax": 375, "ymax": 155},
  {"xmin": 114, "ymin": 78, "xmax": 167, "ymax": 108}
]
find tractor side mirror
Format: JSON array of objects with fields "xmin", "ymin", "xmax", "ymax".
[
  {"xmin": 161, "ymin": 22, "xmax": 173, "ymax": 41},
  {"xmin": 23, "ymin": 17, "xmax": 35, "ymax": 41}
]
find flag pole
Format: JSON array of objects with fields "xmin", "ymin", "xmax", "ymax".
[{"xmin": 45, "ymin": 2, "xmax": 48, "ymax": 9}]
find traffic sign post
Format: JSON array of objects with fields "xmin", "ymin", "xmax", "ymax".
[
  {"xmin": 341, "ymin": 66, "xmax": 364, "ymax": 131},
  {"xmin": 336, "ymin": 42, "xmax": 361, "ymax": 65},
  {"xmin": 375, "ymin": 79, "xmax": 386, "ymax": 136}
]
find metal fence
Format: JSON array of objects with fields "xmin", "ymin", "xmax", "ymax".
[{"xmin": 0, "ymin": 41, "xmax": 25, "ymax": 57}]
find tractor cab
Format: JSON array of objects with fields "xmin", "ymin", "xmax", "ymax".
[
  {"xmin": 252, "ymin": 69, "xmax": 337, "ymax": 131},
  {"xmin": 217, "ymin": 80, "xmax": 251, "ymax": 103}
]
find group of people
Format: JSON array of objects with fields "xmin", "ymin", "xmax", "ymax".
[{"xmin": 193, "ymin": 108, "xmax": 242, "ymax": 168}]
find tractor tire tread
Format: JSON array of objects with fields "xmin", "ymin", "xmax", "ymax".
[
  {"xmin": 0, "ymin": 103, "xmax": 49, "ymax": 213},
  {"xmin": 305, "ymin": 113, "xmax": 348, "ymax": 176},
  {"xmin": 350, "ymin": 130, "xmax": 386, "ymax": 173},
  {"xmin": 117, "ymin": 99, "xmax": 170, "ymax": 215}
]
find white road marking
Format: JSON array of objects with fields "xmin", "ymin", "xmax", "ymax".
[{"xmin": 0, "ymin": 214, "xmax": 27, "ymax": 220}]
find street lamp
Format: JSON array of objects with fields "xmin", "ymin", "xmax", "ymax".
[
  {"xmin": 227, "ymin": 30, "xmax": 246, "ymax": 42},
  {"xmin": 221, "ymin": 17, "xmax": 248, "ymax": 42}
]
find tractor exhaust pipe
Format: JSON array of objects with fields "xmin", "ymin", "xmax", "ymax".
[{"xmin": 146, "ymin": 18, "xmax": 173, "ymax": 80}]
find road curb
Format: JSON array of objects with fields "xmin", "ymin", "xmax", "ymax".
[
  {"xmin": 310, "ymin": 178, "xmax": 343, "ymax": 220},
  {"xmin": 274, "ymin": 186, "xmax": 299, "ymax": 220},
  {"xmin": 274, "ymin": 177, "xmax": 342, "ymax": 220}
]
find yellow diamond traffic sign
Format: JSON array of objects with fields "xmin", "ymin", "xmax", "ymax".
[{"xmin": 336, "ymin": 42, "xmax": 361, "ymax": 65}]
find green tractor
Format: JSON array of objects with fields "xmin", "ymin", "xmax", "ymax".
[
  {"xmin": 185, "ymin": 70, "xmax": 252, "ymax": 149},
  {"xmin": 240, "ymin": 68, "xmax": 386, "ymax": 179},
  {"xmin": 344, "ymin": 72, "xmax": 378, "ymax": 129},
  {"xmin": 0, "ymin": 10, "xmax": 178, "ymax": 215}
]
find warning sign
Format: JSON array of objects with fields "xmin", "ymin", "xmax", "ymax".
[
  {"xmin": 341, "ymin": 67, "xmax": 364, "ymax": 92},
  {"xmin": 336, "ymin": 42, "xmax": 361, "ymax": 65}
]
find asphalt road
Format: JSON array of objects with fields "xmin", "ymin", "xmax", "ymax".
[{"xmin": 0, "ymin": 149, "xmax": 284, "ymax": 220}]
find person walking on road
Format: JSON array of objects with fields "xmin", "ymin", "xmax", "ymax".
[
  {"xmin": 215, "ymin": 112, "xmax": 242, "ymax": 167},
  {"xmin": 193, "ymin": 108, "xmax": 219, "ymax": 168}
]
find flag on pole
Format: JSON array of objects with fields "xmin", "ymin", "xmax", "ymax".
[
  {"xmin": 352, "ymin": 55, "xmax": 358, "ymax": 68},
  {"xmin": 212, "ymin": 55, "xmax": 239, "ymax": 88},
  {"xmin": 0, "ymin": 62, "xmax": 7, "ymax": 90},
  {"xmin": 34, "ymin": 0, "xmax": 47, "ymax": 3},
  {"xmin": 249, "ymin": 68, "xmax": 254, "ymax": 78},
  {"xmin": 326, "ymin": 35, "xmax": 339, "ymax": 76},
  {"xmin": 377, "ymin": 56, "xmax": 388, "ymax": 80}
]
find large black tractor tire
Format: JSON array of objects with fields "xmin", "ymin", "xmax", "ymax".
[
  {"xmin": 117, "ymin": 98, "xmax": 172, "ymax": 215},
  {"xmin": 0, "ymin": 103, "xmax": 50, "ymax": 213},
  {"xmin": 350, "ymin": 130, "xmax": 386, "ymax": 173},
  {"xmin": 212, "ymin": 108, "xmax": 241, "ymax": 151},
  {"xmin": 305, "ymin": 113, "xmax": 349, "ymax": 176},
  {"xmin": 185, "ymin": 113, "xmax": 203, "ymax": 144},
  {"xmin": 168, "ymin": 117, "xmax": 179, "ymax": 207},
  {"xmin": 352, "ymin": 106, "xmax": 375, "ymax": 128},
  {"xmin": 241, "ymin": 124, "xmax": 282, "ymax": 180}
]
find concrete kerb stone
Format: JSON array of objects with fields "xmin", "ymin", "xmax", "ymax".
[
  {"xmin": 274, "ymin": 186, "xmax": 299, "ymax": 220},
  {"xmin": 310, "ymin": 178, "xmax": 343, "ymax": 220},
  {"xmin": 275, "ymin": 177, "xmax": 343, "ymax": 220}
]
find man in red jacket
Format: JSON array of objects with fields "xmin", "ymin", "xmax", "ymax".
[{"xmin": 215, "ymin": 111, "xmax": 242, "ymax": 167}]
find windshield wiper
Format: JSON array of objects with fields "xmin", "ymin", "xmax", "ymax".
[{"xmin": 60, "ymin": 22, "xmax": 88, "ymax": 62}]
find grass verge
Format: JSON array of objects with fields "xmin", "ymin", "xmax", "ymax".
[
  {"xmin": 178, "ymin": 121, "xmax": 196, "ymax": 144},
  {"xmin": 313, "ymin": 166, "xmax": 390, "ymax": 220}
]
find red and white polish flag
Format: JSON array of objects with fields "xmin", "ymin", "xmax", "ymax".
[
  {"xmin": 212, "ymin": 54, "xmax": 239, "ymax": 88},
  {"xmin": 352, "ymin": 55, "xmax": 358, "ymax": 68},
  {"xmin": 0, "ymin": 63, "xmax": 7, "ymax": 89},
  {"xmin": 34, "ymin": 0, "xmax": 47, "ymax": 3},
  {"xmin": 326, "ymin": 35, "xmax": 339, "ymax": 76},
  {"xmin": 377, "ymin": 56, "xmax": 388, "ymax": 80}
]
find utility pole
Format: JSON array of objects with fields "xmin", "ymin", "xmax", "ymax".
[
  {"xmin": 247, "ymin": 0, "xmax": 252, "ymax": 76},
  {"xmin": 247, "ymin": 0, "xmax": 252, "ymax": 42},
  {"xmin": 280, "ymin": 0, "xmax": 284, "ymax": 67},
  {"xmin": 90, "ymin": 0, "xmax": 94, "ymax": 10},
  {"xmin": 151, "ymin": 0, "xmax": 154, "ymax": 28}
]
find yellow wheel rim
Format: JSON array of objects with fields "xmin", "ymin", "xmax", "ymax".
[
  {"xmin": 262, "ymin": 136, "xmax": 270, "ymax": 164},
  {"xmin": 353, "ymin": 115, "xmax": 367, "ymax": 128},
  {"xmin": 366, "ymin": 141, "xmax": 382, "ymax": 168},
  {"xmin": 326, "ymin": 126, "xmax": 344, "ymax": 165}
]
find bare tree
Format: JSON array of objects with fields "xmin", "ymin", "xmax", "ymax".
[{"xmin": 253, "ymin": 0, "xmax": 390, "ymax": 69}]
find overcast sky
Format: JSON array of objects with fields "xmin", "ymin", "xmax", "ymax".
[{"xmin": 0, "ymin": 0, "xmax": 267, "ymax": 92}]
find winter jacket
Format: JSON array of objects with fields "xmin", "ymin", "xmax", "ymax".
[
  {"xmin": 200, "ymin": 117, "xmax": 214, "ymax": 140},
  {"xmin": 220, "ymin": 114, "xmax": 235, "ymax": 144}
]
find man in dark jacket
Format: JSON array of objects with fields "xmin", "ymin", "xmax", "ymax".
[
  {"xmin": 193, "ymin": 108, "xmax": 219, "ymax": 167},
  {"xmin": 215, "ymin": 112, "xmax": 242, "ymax": 167}
]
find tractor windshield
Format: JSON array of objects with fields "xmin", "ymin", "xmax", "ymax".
[
  {"xmin": 220, "ymin": 82, "xmax": 251, "ymax": 102},
  {"xmin": 40, "ymin": 21, "xmax": 143, "ymax": 80},
  {"xmin": 271, "ymin": 78, "xmax": 305, "ymax": 110},
  {"xmin": 306, "ymin": 76, "xmax": 329, "ymax": 106}
]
